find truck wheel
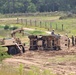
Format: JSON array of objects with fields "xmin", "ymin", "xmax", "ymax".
[{"xmin": 8, "ymin": 46, "xmax": 19, "ymax": 55}]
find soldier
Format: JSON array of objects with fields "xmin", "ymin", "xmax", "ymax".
[
  {"xmin": 51, "ymin": 29, "xmax": 55, "ymax": 49},
  {"xmin": 75, "ymin": 36, "xmax": 76, "ymax": 46},
  {"xmin": 71, "ymin": 35, "xmax": 74, "ymax": 46},
  {"xmin": 17, "ymin": 38, "xmax": 21, "ymax": 44},
  {"xmin": 68, "ymin": 38, "xmax": 70, "ymax": 49},
  {"xmin": 51, "ymin": 29, "xmax": 55, "ymax": 35},
  {"xmin": 15, "ymin": 38, "xmax": 21, "ymax": 44},
  {"xmin": 57, "ymin": 34, "xmax": 61, "ymax": 39}
]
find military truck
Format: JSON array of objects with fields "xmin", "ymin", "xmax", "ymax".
[
  {"xmin": 28, "ymin": 34, "xmax": 61, "ymax": 50},
  {"xmin": 0, "ymin": 38, "xmax": 25, "ymax": 55}
]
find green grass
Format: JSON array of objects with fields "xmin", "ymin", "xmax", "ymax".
[
  {"xmin": 26, "ymin": 30, "xmax": 46, "ymax": 35},
  {"xmin": 15, "ymin": 16, "xmax": 76, "ymax": 36},
  {"xmin": 0, "ymin": 15, "xmax": 76, "ymax": 36},
  {"xmin": 0, "ymin": 29, "xmax": 11, "ymax": 38},
  {"xmin": 50, "ymin": 18, "xmax": 76, "ymax": 36},
  {"xmin": 0, "ymin": 46, "xmax": 11, "ymax": 62},
  {"xmin": 0, "ymin": 64, "xmax": 56, "ymax": 75}
]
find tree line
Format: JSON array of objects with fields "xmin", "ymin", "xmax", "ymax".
[{"xmin": 0, "ymin": 0, "xmax": 76, "ymax": 14}]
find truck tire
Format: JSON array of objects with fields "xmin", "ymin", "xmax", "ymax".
[{"xmin": 8, "ymin": 46, "xmax": 19, "ymax": 55}]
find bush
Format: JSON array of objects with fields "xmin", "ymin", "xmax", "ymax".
[
  {"xmin": 4, "ymin": 25, "xmax": 9, "ymax": 30},
  {"xmin": 59, "ymin": 13, "xmax": 74, "ymax": 20},
  {"xmin": 0, "ymin": 47, "xmax": 11, "ymax": 62},
  {"xmin": 10, "ymin": 26, "xmax": 18, "ymax": 30}
]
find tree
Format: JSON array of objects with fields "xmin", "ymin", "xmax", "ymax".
[
  {"xmin": 27, "ymin": 3, "xmax": 36, "ymax": 12},
  {"xmin": 0, "ymin": 0, "xmax": 76, "ymax": 13}
]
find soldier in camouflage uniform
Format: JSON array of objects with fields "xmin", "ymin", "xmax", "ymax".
[
  {"xmin": 51, "ymin": 29, "xmax": 55, "ymax": 35},
  {"xmin": 75, "ymin": 36, "xmax": 76, "ymax": 46},
  {"xmin": 71, "ymin": 35, "xmax": 74, "ymax": 46},
  {"xmin": 68, "ymin": 38, "xmax": 70, "ymax": 49}
]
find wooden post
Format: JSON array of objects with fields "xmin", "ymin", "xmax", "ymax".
[
  {"xmin": 62, "ymin": 24, "xmax": 63, "ymax": 30},
  {"xmin": 35, "ymin": 20, "xmax": 36, "ymax": 27},
  {"xmin": 25, "ymin": 19, "xmax": 27, "ymax": 26},
  {"xmin": 40, "ymin": 21, "xmax": 41, "ymax": 28},
  {"xmin": 21, "ymin": 19, "xmax": 23, "ymax": 24},
  {"xmin": 17, "ymin": 18, "xmax": 19, "ymax": 24},
  {"xmin": 45, "ymin": 21, "xmax": 46, "ymax": 28},
  {"xmin": 30, "ymin": 20, "xmax": 32, "ymax": 26},
  {"xmin": 50, "ymin": 23, "xmax": 52, "ymax": 29}
]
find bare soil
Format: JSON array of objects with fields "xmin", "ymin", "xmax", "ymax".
[{"xmin": 3, "ymin": 36, "xmax": 76, "ymax": 75}]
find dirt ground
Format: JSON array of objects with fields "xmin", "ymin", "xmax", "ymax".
[{"xmin": 3, "ymin": 36, "xmax": 76, "ymax": 75}]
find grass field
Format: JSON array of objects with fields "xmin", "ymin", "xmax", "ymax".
[
  {"xmin": 0, "ymin": 13, "xmax": 76, "ymax": 61},
  {"xmin": 0, "ymin": 14, "xmax": 76, "ymax": 36}
]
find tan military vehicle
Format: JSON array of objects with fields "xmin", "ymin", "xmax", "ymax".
[
  {"xmin": 28, "ymin": 34, "xmax": 61, "ymax": 50},
  {"xmin": 0, "ymin": 38, "xmax": 25, "ymax": 55}
]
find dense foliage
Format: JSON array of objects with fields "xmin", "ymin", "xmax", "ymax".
[
  {"xmin": 4, "ymin": 25, "xmax": 9, "ymax": 30},
  {"xmin": 0, "ymin": 0, "xmax": 76, "ymax": 13}
]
